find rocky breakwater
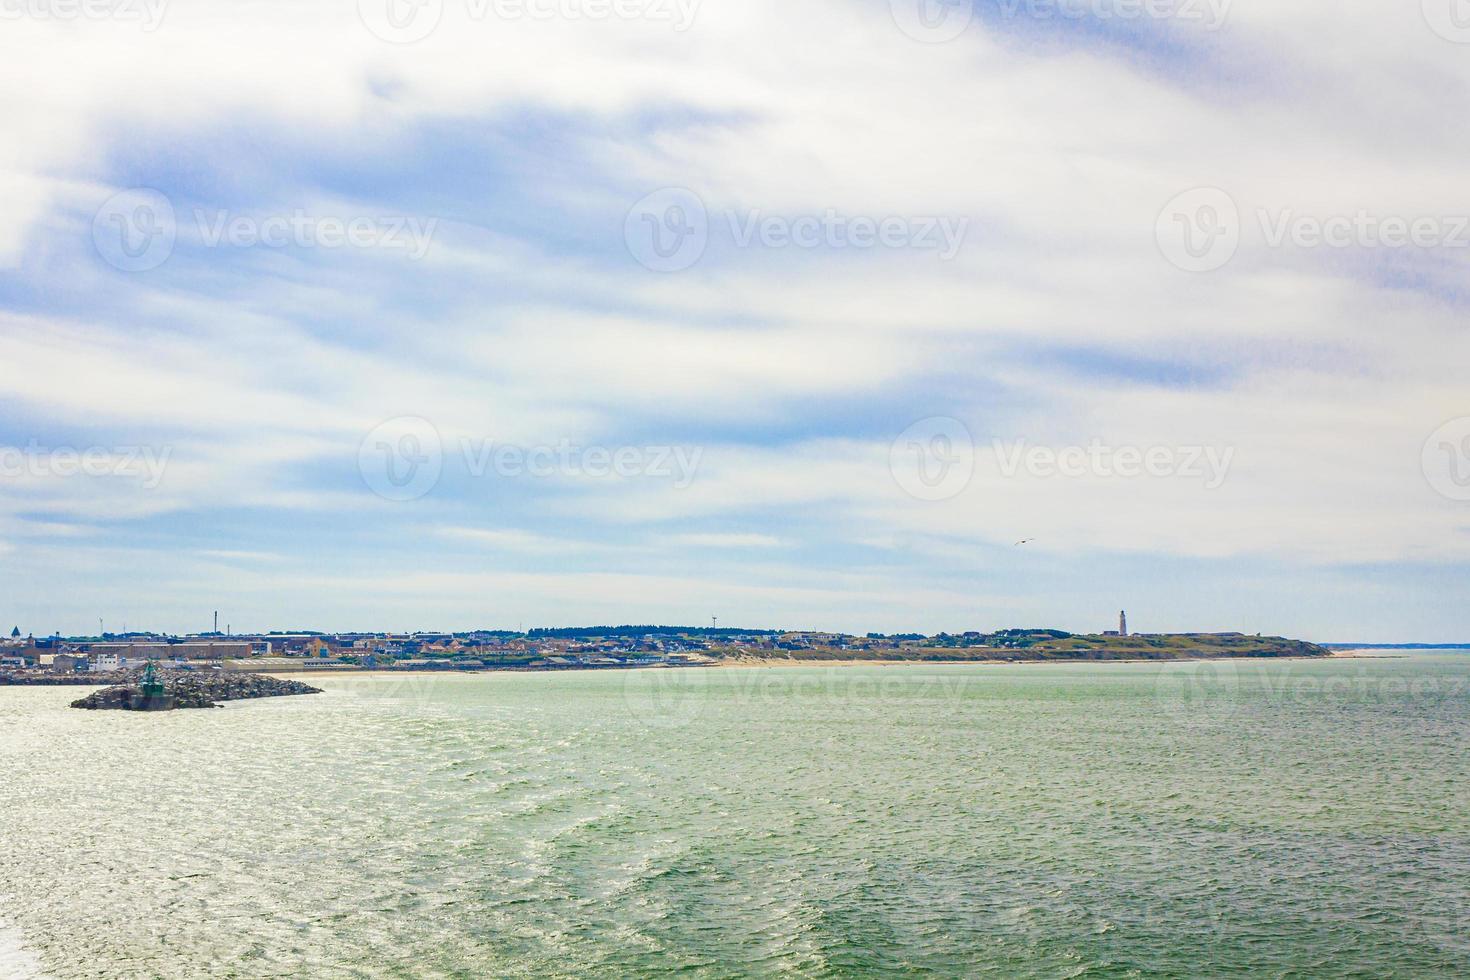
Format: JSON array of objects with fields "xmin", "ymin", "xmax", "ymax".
[
  {"xmin": 0, "ymin": 672, "xmax": 105, "ymax": 686},
  {"xmin": 71, "ymin": 672, "xmax": 323, "ymax": 711}
]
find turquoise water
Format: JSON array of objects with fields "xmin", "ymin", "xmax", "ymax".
[{"xmin": 1, "ymin": 656, "xmax": 1467, "ymax": 977}]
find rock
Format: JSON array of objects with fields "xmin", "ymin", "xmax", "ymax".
[
  {"xmin": 0, "ymin": 672, "xmax": 117, "ymax": 686},
  {"xmin": 69, "ymin": 671, "xmax": 322, "ymax": 711}
]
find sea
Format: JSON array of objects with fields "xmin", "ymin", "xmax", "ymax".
[{"xmin": 1, "ymin": 654, "xmax": 1467, "ymax": 977}]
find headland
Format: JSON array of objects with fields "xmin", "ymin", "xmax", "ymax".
[{"xmin": 0, "ymin": 624, "xmax": 1333, "ymax": 686}]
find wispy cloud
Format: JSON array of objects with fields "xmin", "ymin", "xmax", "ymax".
[
  {"xmin": 195, "ymin": 549, "xmax": 284, "ymax": 563},
  {"xmin": 672, "ymin": 533, "xmax": 788, "ymax": 548},
  {"xmin": 431, "ymin": 526, "xmax": 587, "ymax": 553},
  {"xmin": 1, "ymin": 0, "xmax": 1468, "ymax": 639}
]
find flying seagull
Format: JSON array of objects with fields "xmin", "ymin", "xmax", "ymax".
[{"xmin": 1014, "ymin": 538, "xmax": 1035, "ymax": 546}]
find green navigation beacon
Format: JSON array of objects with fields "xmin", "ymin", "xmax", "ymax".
[
  {"xmin": 130, "ymin": 660, "xmax": 176, "ymax": 711},
  {"xmin": 141, "ymin": 660, "xmax": 164, "ymax": 697}
]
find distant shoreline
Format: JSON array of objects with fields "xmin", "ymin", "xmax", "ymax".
[
  {"xmin": 1324, "ymin": 644, "xmax": 1470, "ymax": 651},
  {"xmin": 277, "ymin": 649, "xmax": 1436, "ymax": 679},
  {"xmin": 13, "ymin": 647, "xmax": 1455, "ymax": 689}
]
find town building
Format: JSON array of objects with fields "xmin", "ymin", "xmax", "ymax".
[{"xmin": 85, "ymin": 642, "xmax": 252, "ymax": 661}]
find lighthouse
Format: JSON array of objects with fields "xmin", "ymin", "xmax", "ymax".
[{"xmin": 1119, "ymin": 610, "xmax": 1128, "ymax": 637}]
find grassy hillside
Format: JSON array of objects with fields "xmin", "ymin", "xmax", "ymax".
[
  {"xmin": 711, "ymin": 632, "xmax": 1330, "ymax": 663},
  {"xmin": 1003, "ymin": 632, "xmax": 1331, "ymax": 660}
]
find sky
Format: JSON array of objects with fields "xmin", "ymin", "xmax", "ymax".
[{"xmin": 1, "ymin": 0, "xmax": 1469, "ymax": 641}]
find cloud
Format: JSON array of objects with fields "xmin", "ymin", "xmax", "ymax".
[
  {"xmin": 2, "ymin": 0, "xmax": 1468, "ymax": 636},
  {"xmin": 194, "ymin": 549, "xmax": 284, "ymax": 563},
  {"xmin": 672, "ymin": 532, "xmax": 787, "ymax": 548},
  {"xmin": 431, "ymin": 526, "xmax": 587, "ymax": 553}
]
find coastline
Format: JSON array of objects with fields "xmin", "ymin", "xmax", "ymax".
[
  {"xmin": 713, "ymin": 653, "xmax": 1360, "ymax": 668},
  {"xmin": 7, "ymin": 649, "xmax": 1427, "ymax": 688},
  {"xmin": 283, "ymin": 652, "xmax": 1379, "ymax": 679}
]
